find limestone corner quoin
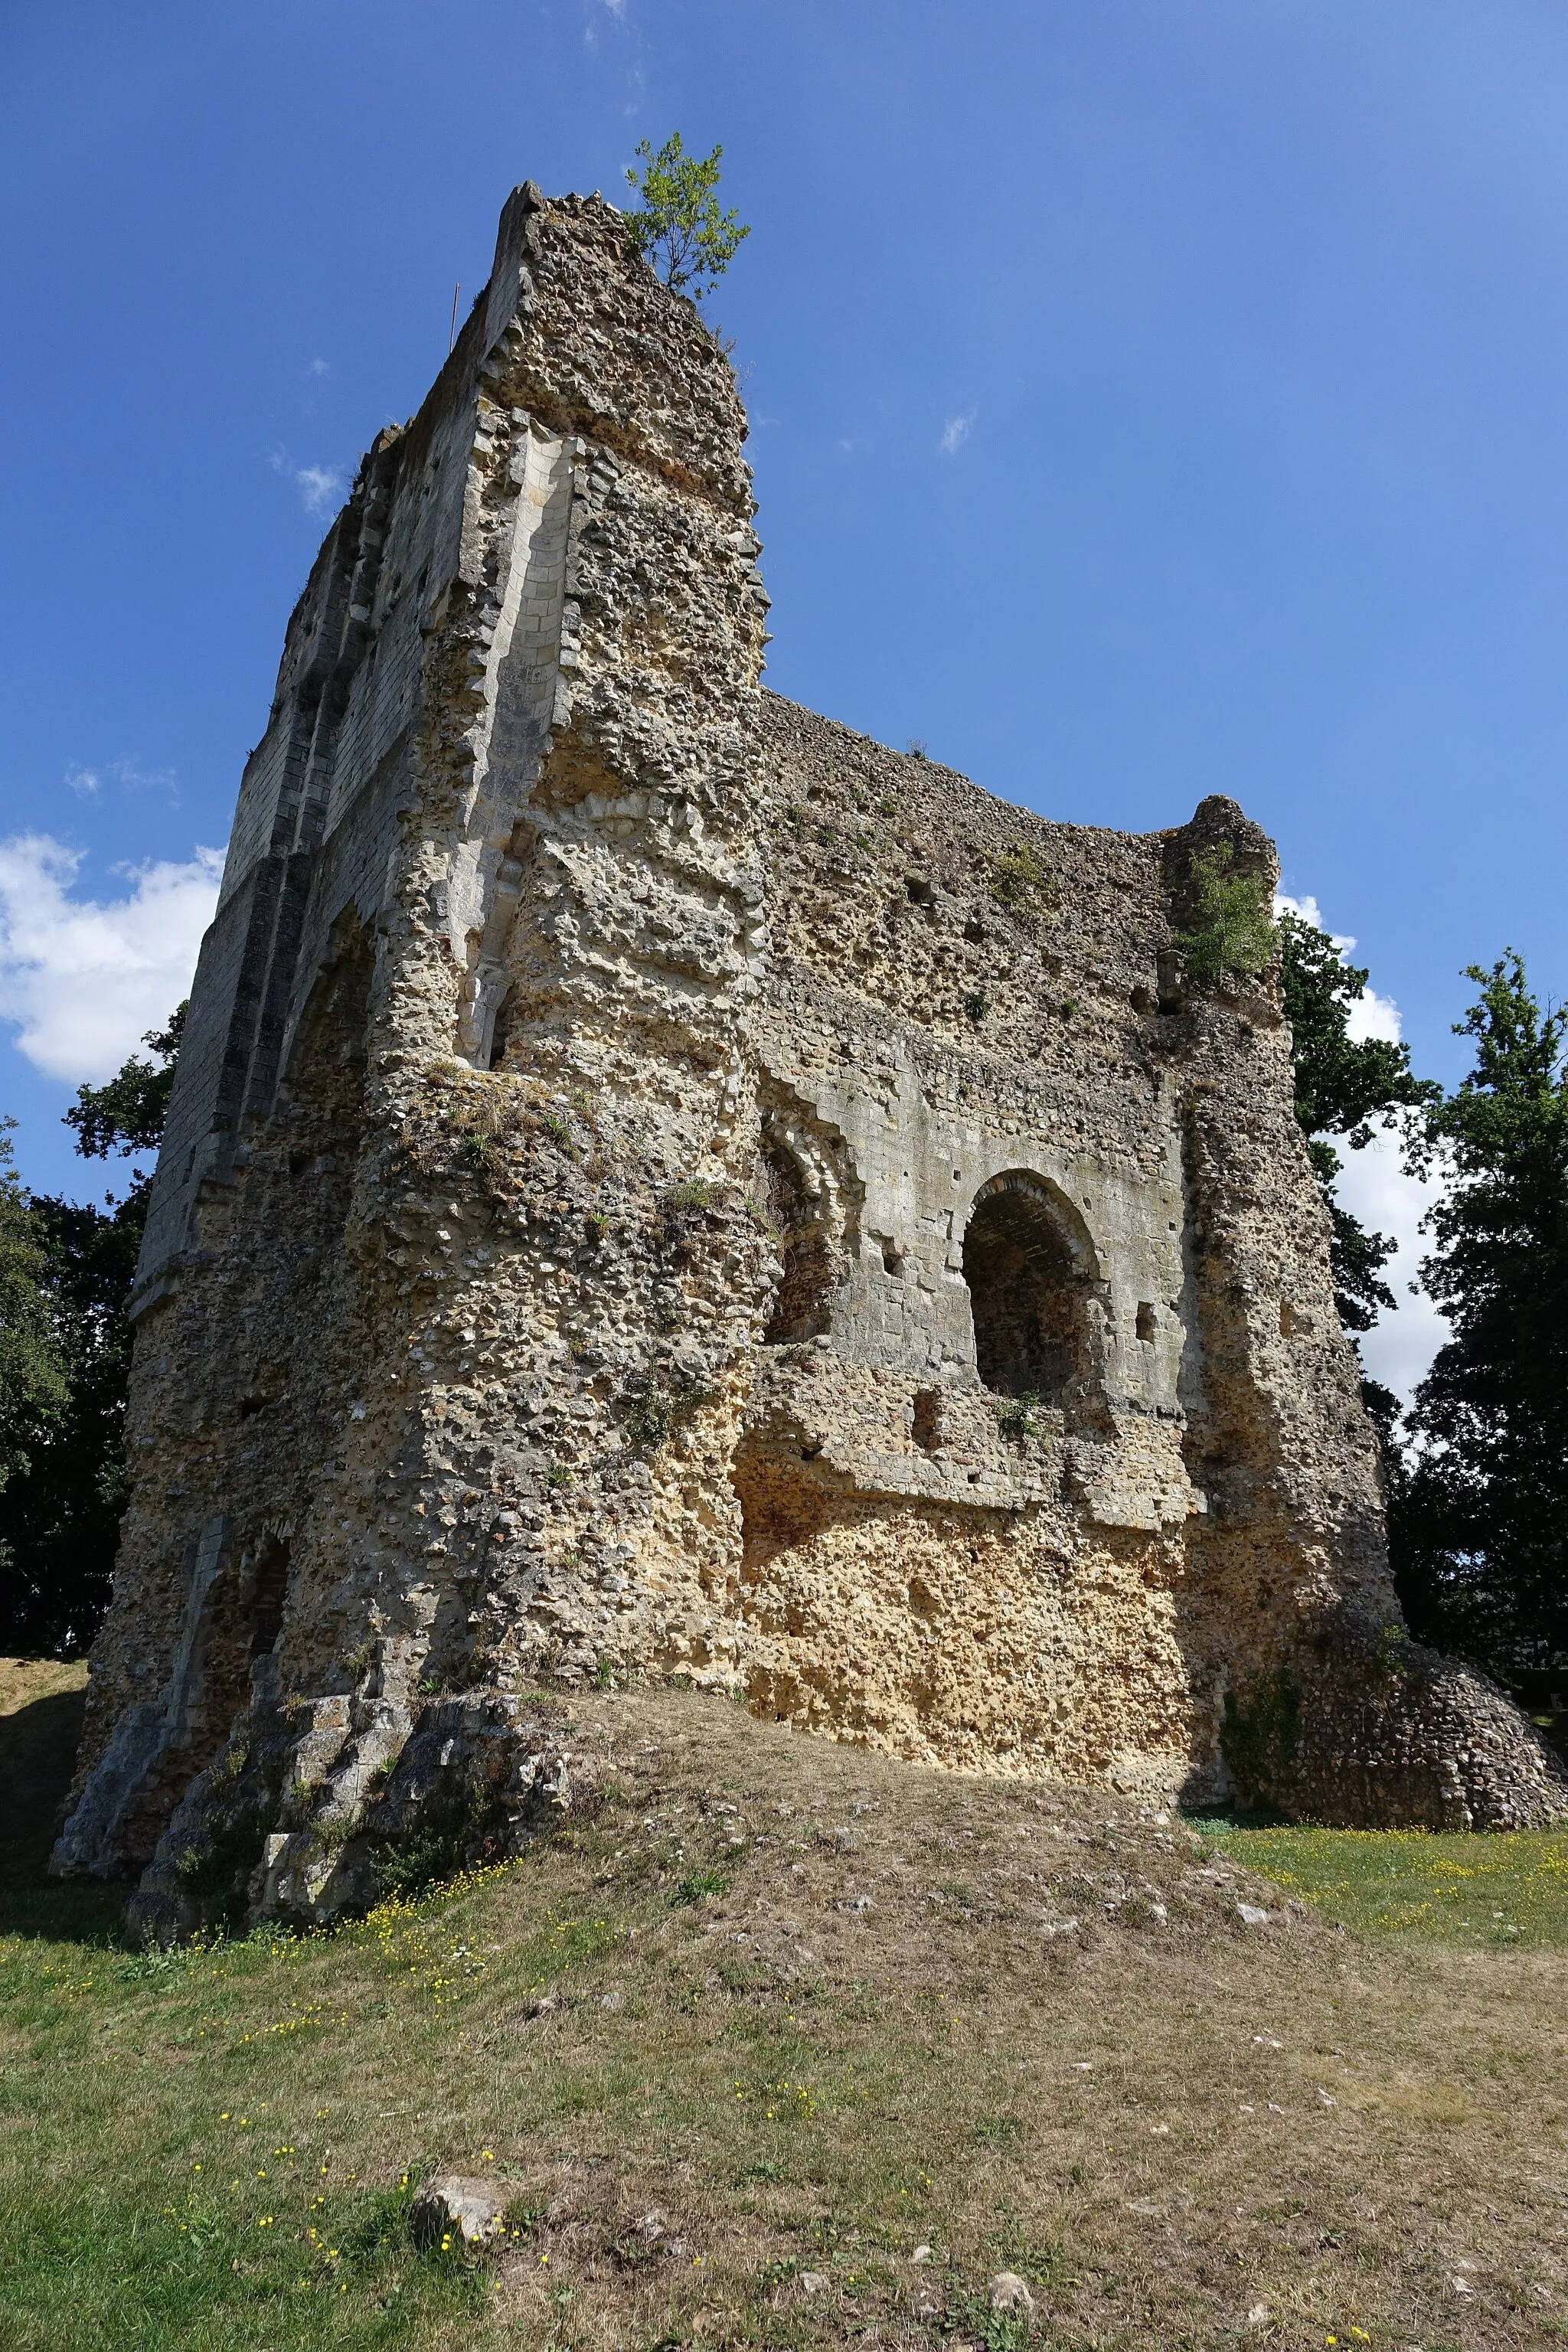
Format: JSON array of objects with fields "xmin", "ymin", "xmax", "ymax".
[{"xmin": 54, "ymin": 185, "xmax": 1564, "ymax": 1934}]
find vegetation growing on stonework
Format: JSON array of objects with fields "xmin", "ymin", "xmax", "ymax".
[
  {"xmin": 622, "ymin": 133, "xmax": 750, "ymax": 302},
  {"xmin": 622, "ymin": 1374, "xmax": 710, "ymax": 1455},
  {"xmin": 0, "ymin": 1008, "xmax": 183, "ymax": 1657},
  {"xmin": 661, "ymin": 1177, "xmax": 717, "ymax": 1214},
  {"xmin": 1174, "ymin": 843, "xmax": 1276, "ymax": 982},
  {"xmin": 403, "ymin": 1067, "xmax": 592, "ymax": 1191},
  {"xmin": 994, "ymin": 1390, "xmax": 1044, "ymax": 1442},
  {"xmin": 988, "ymin": 842, "xmax": 1057, "ymax": 916}
]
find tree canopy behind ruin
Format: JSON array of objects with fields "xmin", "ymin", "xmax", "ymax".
[
  {"xmin": 0, "ymin": 1011, "xmax": 182, "ymax": 1657},
  {"xmin": 1391, "ymin": 952, "xmax": 1568, "ymax": 1685},
  {"xmin": 1277, "ymin": 907, "xmax": 1438, "ymax": 1346}
]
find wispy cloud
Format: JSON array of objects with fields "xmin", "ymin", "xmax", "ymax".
[
  {"xmin": 305, "ymin": 357, "xmax": 333, "ymax": 380},
  {"xmin": 64, "ymin": 756, "xmax": 177, "ymax": 803},
  {"xmin": 269, "ymin": 447, "xmax": 345, "ymax": 518},
  {"xmin": 1276, "ymin": 889, "xmax": 1446, "ymax": 1401},
  {"xmin": 0, "ymin": 835, "xmax": 222, "ymax": 1084},
  {"xmin": 583, "ymin": 0, "xmax": 628, "ymax": 51},
  {"xmin": 939, "ymin": 410, "xmax": 975, "ymax": 457}
]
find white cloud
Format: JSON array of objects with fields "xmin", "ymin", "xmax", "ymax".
[
  {"xmin": 64, "ymin": 756, "xmax": 177, "ymax": 805},
  {"xmin": 939, "ymin": 410, "xmax": 975, "ymax": 456},
  {"xmin": 1276, "ymin": 889, "xmax": 1446, "ymax": 1403},
  {"xmin": 305, "ymin": 357, "xmax": 333, "ymax": 380},
  {"xmin": 269, "ymin": 447, "xmax": 345, "ymax": 518},
  {"xmin": 1275, "ymin": 891, "xmax": 1401, "ymax": 1047},
  {"xmin": 1346, "ymin": 985, "xmax": 1402, "ymax": 1046},
  {"xmin": 0, "ymin": 835, "xmax": 222, "ymax": 1085},
  {"xmin": 1334, "ymin": 1121, "xmax": 1449, "ymax": 1403}
]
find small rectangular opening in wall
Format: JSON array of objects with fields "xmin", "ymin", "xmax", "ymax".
[
  {"xmin": 1135, "ymin": 1302, "xmax": 1157, "ymax": 1344},
  {"xmin": 250, "ymin": 1536, "xmax": 290, "ymax": 1660},
  {"xmin": 912, "ymin": 1389, "xmax": 944, "ymax": 1452}
]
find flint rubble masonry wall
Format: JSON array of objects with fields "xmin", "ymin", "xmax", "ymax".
[{"xmin": 55, "ymin": 185, "xmax": 1563, "ymax": 1929}]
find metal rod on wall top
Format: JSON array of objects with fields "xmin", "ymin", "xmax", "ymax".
[{"xmin": 449, "ymin": 281, "xmax": 460, "ymax": 355}]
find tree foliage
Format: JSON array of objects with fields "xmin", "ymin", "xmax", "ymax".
[
  {"xmin": 0, "ymin": 1122, "xmax": 67, "ymax": 1491},
  {"xmin": 64, "ymin": 1003, "xmax": 184, "ymax": 1161},
  {"xmin": 0, "ymin": 1010, "xmax": 183, "ymax": 1657},
  {"xmin": 1277, "ymin": 910, "xmax": 1437, "ymax": 1338},
  {"xmin": 622, "ymin": 133, "xmax": 750, "ymax": 302},
  {"xmin": 1391, "ymin": 953, "xmax": 1568, "ymax": 1682}
]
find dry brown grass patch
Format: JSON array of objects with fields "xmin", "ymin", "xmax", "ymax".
[{"xmin": 1, "ymin": 1677, "xmax": 1565, "ymax": 2347}]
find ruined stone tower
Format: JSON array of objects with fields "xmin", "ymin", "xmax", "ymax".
[{"xmin": 56, "ymin": 185, "xmax": 1563, "ymax": 1926}]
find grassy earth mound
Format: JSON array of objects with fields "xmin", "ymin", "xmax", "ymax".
[{"xmin": 1, "ymin": 1660, "xmax": 1565, "ymax": 2350}]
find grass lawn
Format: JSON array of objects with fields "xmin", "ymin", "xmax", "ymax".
[
  {"xmin": 1213, "ymin": 1821, "xmax": 1568, "ymax": 1951},
  {"xmin": 1, "ymin": 1658, "xmax": 1565, "ymax": 2350}
]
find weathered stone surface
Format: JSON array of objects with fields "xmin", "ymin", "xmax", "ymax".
[
  {"xmin": 410, "ymin": 2175, "xmax": 508, "ymax": 2249},
  {"xmin": 54, "ymin": 181, "xmax": 1564, "ymax": 1918},
  {"xmin": 989, "ymin": 2272, "xmax": 1037, "ymax": 2314},
  {"xmin": 125, "ymin": 1677, "xmax": 585, "ymax": 1939}
]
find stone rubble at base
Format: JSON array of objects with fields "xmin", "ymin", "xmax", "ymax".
[{"xmin": 52, "ymin": 183, "xmax": 1565, "ymax": 1933}]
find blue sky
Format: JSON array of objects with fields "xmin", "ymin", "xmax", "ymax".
[{"xmin": 4, "ymin": 0, "xmax": 1566, "ymax": 1393}]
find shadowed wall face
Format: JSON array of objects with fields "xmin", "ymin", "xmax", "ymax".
[
  {"xmin": 964, "ymin": 1184, "xmax": 1084, "ymax": 1402},
  {"xmin": 760, "ymin": 1135, "xmax": 838, "ymax": 1344}
]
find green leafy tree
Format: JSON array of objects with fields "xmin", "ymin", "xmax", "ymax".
[
  {"xmin": 1391, "ymin": 954, "xmax": 1568, "ymax": 1683},
  {"xmin": 63, "ymin": 1003, "xmax": 184, "ymax": 1159},
  {"xmin": 1277, "ymin": 910, "xmax": 1437, "ymax": 1347},
  {"xmin": 0, "ymin": 1120, "xmax": 67, "ymax": 1494},
  {"xmin": 623, "ymin": 133, "xmax": 750, "ymax": 301},
  {"xmin": 0, "ymin": 1009, "xmax": 183, "ymax": 1657}
]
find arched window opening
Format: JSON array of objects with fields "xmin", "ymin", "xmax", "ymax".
[
  {"xmin": 962, "ymin": 1179, "xmax": 1093, "ymax": 1403},
  {"xmin": 248, "ymin": 1536, "xmax": 290, "ymax": 1661},
  {"xmin": 760, "ymin": 1135, "xmax": 837, "ymax": 1344}
]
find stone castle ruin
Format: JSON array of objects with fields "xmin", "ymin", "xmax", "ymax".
[{"xmin": 56, "ymin": 186, "xmax": 1563, "ymax": 1929}]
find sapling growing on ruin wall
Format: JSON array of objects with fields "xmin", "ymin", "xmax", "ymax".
[
  {"xmin": 623, "ymin": 133, "xmax": 750, "ymax": 302},
  {"xmin": 1174, "ymin": 843, "xmax": 1277, "ymax": 982}
]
